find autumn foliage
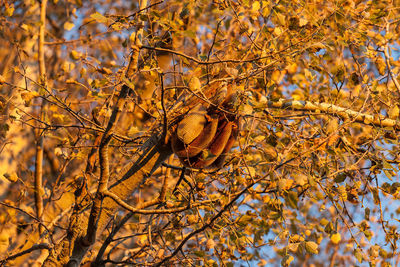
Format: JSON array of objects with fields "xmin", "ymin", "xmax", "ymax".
[{"xmin": 1, "ymin": 0, "xmax": 400, "ymax": 266}]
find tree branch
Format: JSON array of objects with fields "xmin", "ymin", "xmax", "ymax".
[
  {"xmin": 38, "ymin": 0, "xmax": 47, "ymax": 80},
  {"xmin": 34, "ymin": 0, "xmax": 48, "ymax": 236},
  {"xmin": 102, "ymin": 190, "xmax": 205, "ymax": 214},
  {"xmin": 383, "ymin": 22, "xmax": 400, "ymax": 94},
  {"xmin": 141, "ymin": 45, "xmax": 273, "ymax": 65},
  {"xmin": 155, "ymin": 176, "xmax": 267, "ymax": 266},
  {"xmin": 267, "ymin": 99, "xmax": 400, "ymax": 130}
]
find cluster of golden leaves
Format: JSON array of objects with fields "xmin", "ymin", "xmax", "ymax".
[{"xmin": 1, "ymin": 0, "xmax": 400, "ymax": 266}]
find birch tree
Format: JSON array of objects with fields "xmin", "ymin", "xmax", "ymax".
[{"xmin": 1, "ymin": 0, "xmax": 400, "ymax": 266}]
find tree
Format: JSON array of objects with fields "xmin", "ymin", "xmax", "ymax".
[{"xmin": 1, "ymin": 0, "xmax": 400, "ymax": 265}]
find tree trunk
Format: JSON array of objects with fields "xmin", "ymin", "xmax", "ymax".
[{"xmin": 43, "ymin": 133, "xmax": 173, "ymax": 266}]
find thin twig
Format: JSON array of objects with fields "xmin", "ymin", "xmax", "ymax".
[
  {"xmin": 0, "ymin": 202, "xmax": 51, "ymax": 234},
  {"xmin": 373, "ymin": 176, "xmax": 396, "ymax": 250},
  {"xmin": 383, "ymin": 22, "xmax": 400, "ymax": 94},
  {"xmin": 206, "ymin": 19, "xmax": 224, "ymax": 83},
  {"xmin": 154, "ymin": 175, "xmax": 272, "ymax": 266},
  {"xmin": 0, "ymin": 243, "xmax": 51, "ymax": 264},
  {"xmin": 140, "ymin": 45, "xmax": 270, "ymax": 65},
  {"xmin": 102, "ymin": 190, "xmax": 206, "ymax": 214},
  {"xmin": 159, "ymin": 73, "xmax": 168, "ymax": 137},
  {"xmin": 93, "ymin": 212, "xmax": 134, "ymax": 265}
]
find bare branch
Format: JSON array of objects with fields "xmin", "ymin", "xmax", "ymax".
[{"xmin": 0, "ymin": 201, "xmax": 51, "ymax": 236}]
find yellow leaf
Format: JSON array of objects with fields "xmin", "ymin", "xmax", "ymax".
[
  {"xmin": 61, "ymin": 61, "xmax": 75, "ymax": 72},
  {"xmin": 245, "ymin": 154, "xmax": 254, "ymax": 161},
  {"xmin": 281, "ymin": 255, "xmax": 294, "ymax": 266},
  {"xmin": 271, "ymin": 70, "xmax": 281, "ymax": 83},
  {"xmin": 98, "ymin": 67, "xmax": 113, "ymax": 75},
  {"xmin": 128, "ymin": 126, "xmax": 139, "ymax": 136},
  {"xmin": 254, "ymin": 135, "xmax": 265, "ymax": 142},
  {"xmin": 363, "ymin": 116, "xmax": 372, "ymax": 124},
  {"xmin": 188, "ymin": 77, "xmax": 201, "ymax": 92},
  {"xmin": 252, "ymin": 1, "xmax": 261, "ymax": 12},
  {"xmin": 294, "ymin": 174, "xmax": 307, "ymax": 186},
  {"xmin": 0, "ymin": 75, "xmax": 5, "ymax": 84},
  {"xmin": 4, "ymin": 5, "xmax": 14, "ymax": 17},
  {"xmin": 247, "ymin": 167, "xmax": 256, "ymax": 177},
  {"xmin": 0, "ymin": 232, "xmax": 9, "ymax": 243},
  {"xmin": 3, "ymin": 172, "xmax": 18, "ymax": 183},
  {"xmin": 278, "ymin": 178, "xmax": 294, "ymax": 190},
  {"xmin": 21, "ymin": 91, "xmax": 39, "ymax": 106},
  {"xmin": 330, "ymin": 233, "xmax": 341, "ymax": 244},
  {"xmin": 305, "ymin": 241, "xmax": 319, "ymax": 254},
  {"xmin": 275, "ymin": 12, "xmax": 286, "ymax": 26},
  {"xmin": 273, "ymin": 27, "xmax": 283, "ymax": 36},
  {"xmin": 262, "ymin": 194, "xmax": 270, "ymax": 203},
  {"xmin": 90, "ymin": 12, "xmax": 108, "ymax": 24},
  {"xmin": 326, "ymin": 118, "xmax": 338, "ymax": 134},
  {"xmin": 13, "ymin": 66, "xmax": 21, "ymax": 73},
  {"xmin": 288, "ymin": 242, "xmax": 299, "ymax": 252},
  {"xmin": 80, "ymin": 68, "xmax": 87, "ymax": 77},
  {"xmin": 385, "ymin": 32, "xmax": 393, "ymax": 41},
  {"xmin": 353, "ymin": 84, "xmax": 361, "ymax": 96},
  {"xmin": 309, "ymin": 42, "xmax": 326, "ymax": 52},
  {"xmin": 299, "ymin": 17, "xmax": 308, "ymax": 26},
  {"xmin": 52, "ymin": 113, "xmax": 66, "ymax": 123},
  {"xmin": 156, "ymin": 249, "xmax": 165, "ymax": 258},
  {"xmin": 388, "ymin": 105, "xmax": 399, "ymax": 119},
  {"xmin": 64, "ymin": 21, "xmax": 75, "ymax": 31},
  {"xmin": 304, "ymin": 68, "xmax": 313, "ymax": 80},
  {"xmin": 241, "ymin": 104, "xmax": 253, "ymax": 115},
  {"xmin": 206, "ymin": 239, "xmax": 215, "ymax": 250},
  {"xmin": 292, "ymin": 89, "xmax": 304, "ymax": 100},
  {"xmin": 320, "ymin": 218, "xmax": 329, "ymax": 226},
  {"xmin": 70, "ymin": 50, "xmax": 82, "ymax": 60},
  {"xmin": 187, "ymin": 214, "xmax": 197, "ymax": 224},
  {"xmin": 54, "ymin": 147, "xmax": 62, "ymax": 156},
  {"xmin": 375, "ymin": 57, "xmax": 386, "ymax": 76},
  {"xmin": 137, "ymin": 234, "xmax": 147, "ymax": 245},
  {"xmin": 262, "ymin": 3, "xmax": 270, "ymax": 17},
  {"xmin": 21, "ymin": 24, "xmax": 30, "ymax": 32},
  {"xmin": 38, "ymin": 187, "xmax": 45, "ymax": 196},
  {"xmin": 286, "ymin": 63, "xmax": 297, "ymax": 74}
]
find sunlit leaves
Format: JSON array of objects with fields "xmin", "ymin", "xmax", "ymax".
[
  {"xmin": 281, "ymin": 254, "xmax": 294, "ymax": 267},
  {"xmin": 1, "ymin": 0, "xmax": 400, "ymax": 266},
  {"xmin": 284, "ymin": 191, "xmax": 298, "ymax": 209},
  {"xmin": 354, "ymin": 247, "xmax": 363, "ymax": 263},
  {"xmin": 69, "ymin": 50, "xmax": 82, "ymax": 60},
  {"xmin": 63, "ymin": 21, "xmax": 75, "ymax": 31},
  {"xmin": 305, "ymin": 241, "xmax": 319, "ymax": 254},
  {"xmin": 387, "ymin": 105, "xmax": 399, "ymax": 119},
  {"xmin": 330, "ymin": 233, "xmax": 341, "ymax": 244},
  {"xmin": 375, "ymin": 57, "xmax": 386, "ymax": 76},
  {"xmin": 4, "ymin": 5, "xmax": 14, "ymax": 17},
  {"xmin": 90, "ymin": 12, "xmax": 109, "ymax": 25}
]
